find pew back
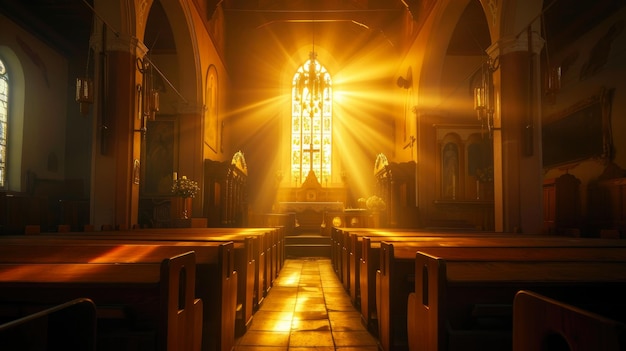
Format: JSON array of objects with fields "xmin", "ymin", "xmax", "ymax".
[
  {"xmin": 512, "ymin": 290, "xmax": 626, "ymax": 351},
  {"xmin": 0, "ymin": 298, "xmax": 97, "ymax": 351},
  {"xmin": 409, "ymin": 248, "xmax": 626, "ymax": 351},
  {"xmin": 0, "ymin": 251, "xmax": 200, "ymax": 351},
  {"xmin": 0, "ymin": 237, "xmax": 237, "ymax": 351}
]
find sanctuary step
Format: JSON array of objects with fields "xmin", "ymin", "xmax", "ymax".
[{"xmin": 284, "ymin": 233, "xmax": 331, "ymax": 258}]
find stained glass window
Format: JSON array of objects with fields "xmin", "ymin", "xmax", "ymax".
[
  {"xmin": 291, "ymin": 52, "xmax": 332, "ymax": 185},
  {"xmin": 0, "ymin": 58, "xmax": 8, "ymax": 188}
]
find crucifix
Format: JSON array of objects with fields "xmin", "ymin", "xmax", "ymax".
[
  {"xmin": 307, "ymin": 139, "xmax": 320, "ymax": 175},
  {"xmin": 306, "ymin": 51, "xmax": 322, "ymax": 181}
]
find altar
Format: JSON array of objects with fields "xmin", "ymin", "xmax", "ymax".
[
  {"xmin": 277, "ymin": 202, "xmax": 344, "ymax": 233},
  {"xmin": 277, "ymin": 202, "xmax": 344, "ymax": 213},
  {"xmin": 275, "ymin": 170, "xmax": 347, "ymax": 233}
]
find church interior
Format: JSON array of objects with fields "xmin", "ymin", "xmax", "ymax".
[{"xmin": 0, "ymin": 0, "xmax": 626, "ymax": 350}]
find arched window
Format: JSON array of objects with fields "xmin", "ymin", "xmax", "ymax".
[
  {"xmin": 0, "ymin": 58, "xmax": 8, "ymax": 189},
  {"xmin": 291, "ymin": 52, "xmax": 332, "ymax": 185}
]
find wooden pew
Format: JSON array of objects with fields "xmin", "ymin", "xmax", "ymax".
[
  {"xmin": 0, "ymin": 239, "xmax": 235, "ymax": 351},
  {"xmin": 335, "ymin": 230, "xmax": 513, "ymax": 331},
  {"xmin": 0, "ymin": 297, "xmax": 97, "ymax": 351},
  {"xmin": 90, "ymin": 226, "xmax": 282, "ymax": 295},
  {"xmin": 331, "ymin": 228, "xmax": 483, "ymax": 333},
  {"xmin": 358, "ymin": 234, "xmax": 626, "ymax": 339},
  {"xmin": 512, "ymin": 290, "xmax": 626, "ymax": 351},
  {"xmin": 331, "ymin": 227, "xmax": 492, "ymax": 303},
  {"xmin": 0, "ymin": 251, "xmax": 201, "ymax": 351},
  {"xmin": 38, "ymin": 226, "xmax": 279, "ymax": 335},
  {"xmin": 346, "ymin": 230, "xmax": 500, "ymax": 307},
  {"xmin": 404, "ymin": 245, "xmax": 626, "ymax": 351}
]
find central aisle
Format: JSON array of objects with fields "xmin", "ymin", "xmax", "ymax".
[{"xmin": 233, "ymin": 258, "xmax": 380, "ymax": 350}]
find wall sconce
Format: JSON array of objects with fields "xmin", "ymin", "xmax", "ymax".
[
  {"xmin": 135, "ymin": 57, "xmax": 160, "ymax": 135},
  {"xmin": 75, "ymin": 77, "xmax": 93, "ymax": 115},
  {"xmin": 76, "ymin": 39, "xmax": 93, "ymax": 116},
  {"xmin": 138, "ymin": 58, "xmax": 160, "ymax": 120},
  {"xmin": 474, "ymin": 58, "xmax": 498, "ymax": 136},
  {"xmin": 397, "ymin": 76, "xmax": 411, "ymax": 89},
  {"xmin": 544, "ymin": 65, "xmax": 561, "ymax": 104},
  {"xmin": 397, "ymin": 67, "xmax": 412, "ymax": 89}
]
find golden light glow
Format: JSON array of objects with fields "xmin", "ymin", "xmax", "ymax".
[
  {"xmin": 267, "ymin": 313, "xmax": 294, "ymax": 332},
  {"xmin": 227, "ymin": 24, "xmax": 415, "ymax": 211},
  {"xmin": 88, "ymin": 245, "xmax": 159, "ymax": 263},
  {"xmin": 291, "ymin": 54, "xmax": 332, "ymax": 185}
]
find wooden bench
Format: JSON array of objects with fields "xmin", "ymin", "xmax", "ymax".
[
  {"xmin": 404, "ymin": 245, "xmax": 626, "ymax": 351},
  {"xmin": 328, "ymin": 228, "xmax": 494, "ymax": 332},
  {"xmin": 357, "ymin": 234, "xmax": 626, "ymax": 340},
  {"xmin": 0, "ymin": 251, "xmax": 201, "ymax": 351},
  {"xmin": 249, "ymin": 212, "xmax": 296, "ymax": 236},
  {"xmin": 346, "ymin": 230, "xmax": 502, "ymax": 307},
  {"xmin": 79, "ymin": 226, "xmax": 282, "ymax": 296},
  {"xmin": 0, "ymin": 239, "xmax": 235, "ymax": 351},
  {"xmin": 330, "ymin": 227, "xmax": 494, "ymax": 302},
  {"xmin": 0, "ymin": 297, "xmax": 97, "ymax": 351},
  {"xmin": 512, "ymin": 290, "xmax": 626, "ymax": 351},
  {"xmin": 331, "ymin": 229, "xmax": 514, "ymax": 331},
  {"xmin": 37, "ymin": 226, "xmax": 281, "ymax": 336}
]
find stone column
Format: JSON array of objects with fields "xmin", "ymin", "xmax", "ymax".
[
  {"xmin": 90, "ymin": 25, "xmax": 147, "ymax": 230},
  {"xmin": 487, "ymin": 29, "xmax": 544, "ymax": 233}
]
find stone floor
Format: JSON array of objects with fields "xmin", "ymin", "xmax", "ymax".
[{"xmin": 233, "ymin": 257, "xmax": 380, "ymax": 351}]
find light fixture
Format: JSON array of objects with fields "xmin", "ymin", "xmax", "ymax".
[
  {"xmin": 397, "ymin": 67, "xmax": 412, "ymax": 89},
  {"xmin": 76, "ymin": 43, "xmax": 93, "ymax": 116},
  {"xmin": 544, "ymin": 65, "xmax": 561, "ymax": 104},
  {"xmin": 135, "ymin": 57, "xmax": 160, "ymax": 135},
  {"xmin": 138, "ymin": 58, "xmax": 160, "ymax": 120},
  {"xmin": 473, "ymin": 57, "xmax": 498, "ymax": 136},
  {"xmin": 75, "ymin": 77, "xmax": 93, "ymax": 115}
]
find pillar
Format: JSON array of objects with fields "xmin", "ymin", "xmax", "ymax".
[
  {"xmin": 487, "ymin": 30, "xmax": 544, "ymax": 234},
  {"xmin": 90, "ymin": 25, "xmax": 146, "ymax": 230}
]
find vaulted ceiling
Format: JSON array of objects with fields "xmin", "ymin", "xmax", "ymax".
[
  {"xmin": 0, "ymin": 0, "xmax": 94, "ymax": 56},
  {"xmin": 2, "ymin": 1, "xmax": 623, "ymax": 70}
]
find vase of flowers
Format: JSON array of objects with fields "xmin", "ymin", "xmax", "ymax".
[
  {"xmin": 171, "ymin": 175, "xmax": 200, "ymax": 219},
  {"xmin": 366, "ymin": 195, "xmax": 386, "ymax": 212},
  {"xmin": 364, "ymin": 195, "xmax": 386, "ymax": 227}
]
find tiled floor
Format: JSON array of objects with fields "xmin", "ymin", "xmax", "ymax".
[{"xmin": 233, "ymin": 257, "xmax": 380, "ymax": 351}]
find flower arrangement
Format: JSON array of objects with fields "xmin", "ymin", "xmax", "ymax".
[
  {"xmin": 365, "ymin": 195, "xmax": 386, "ymax": 212},
  {"xmin": 171, "ymin": 176, "xmax": 200, "ymax": 198},
  {"xmin": 357, "ymin": 197, "xmax": 367, "ymax": 209}
]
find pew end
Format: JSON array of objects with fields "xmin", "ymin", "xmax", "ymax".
[
  {"xmin": 411, "ymin": 251, "xmax": 515, "ymax": 351},
  {"xmin": 193, "ymin": 298, "xmax": 203, "ymax": 351},
  {"xmin": 410, "ymin": 251, "xmax": 445, "ymax": 351},
  {"xmin": 162, "ymin": 251, "xmax": 202, "ymax": 351},
  {"xmin": 513, "ymin": 290, "xmax": 626, "ymax": 351}
]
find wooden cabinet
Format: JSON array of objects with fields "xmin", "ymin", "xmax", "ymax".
[
  {"xmin": 542, "ymin": 173, "xmax": 581, "ymax": 235},
  {"xmin": 588, "ymin": 176, "xmax": 626, "ymax": 236},
  {"xmin": 373, "ymin": 156, "xmax": 417, "ymax": 228},
  {"xmin": 204, "ymin": 152, "xmax": 248, "ymax": 227}
]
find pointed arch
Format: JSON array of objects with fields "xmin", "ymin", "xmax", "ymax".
[
  {"xmin": 290, "ymin": 52, "xmax": 333, "ymax": 185},
  {"xmin": 0, "ymin": 47, "xmax": 24, "ymax": 192},
  {"xmin": 0, "ymin": 57, "xmax": 8, "ymax": 188}
]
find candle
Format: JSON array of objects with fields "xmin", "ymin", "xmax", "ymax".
[
  {"xmin": 452, "ymin": 174, "xmax": 456, "ymax": 199},
  {"xmin": 173, "ymin": 172, "xmax": 177, "ymax": 181}
]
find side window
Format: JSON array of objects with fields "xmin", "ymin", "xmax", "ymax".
[{"xmin": 0, "ymin": 58, "xmax": 8, "ymax": 188}]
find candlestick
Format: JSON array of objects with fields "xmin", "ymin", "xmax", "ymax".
[{"xmin": 452, "ymin": 174, "xmax": 456, "ymax": 199}]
